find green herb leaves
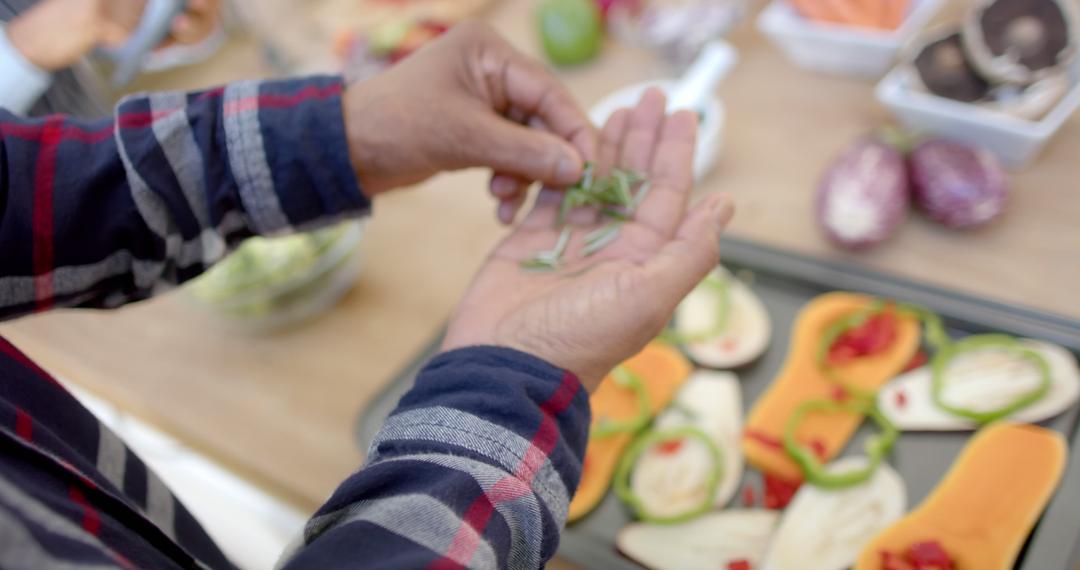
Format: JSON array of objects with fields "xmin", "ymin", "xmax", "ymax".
[{"xmin": 520, "ymin": 163, "xmax": 647, "ymax": 271}]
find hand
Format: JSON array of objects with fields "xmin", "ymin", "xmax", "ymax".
[
  {"xmin": 158, "ymin": 0, "xmax": 222, "ymax": 48},
  {"xmin": 7, "ymin": 0, "xmax": 145, "ymax": 71},
  {"xmin": 341, "ymin": 21, "xmax": 596, "ymax": 203},
  {"xmin": 443, "ymin": 89, "xmax": 735, "ymax": 390},
  {"xmin": 7, "ymin": 0, "xmax": 221, "ymax": 71}
]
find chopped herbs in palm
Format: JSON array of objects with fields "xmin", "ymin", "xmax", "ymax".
[{"xmin": 520, "ymin": 163, "xmax": 647, "ymax": 271}]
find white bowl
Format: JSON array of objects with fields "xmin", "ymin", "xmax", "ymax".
[
  {"xmin": 590, "ymin": 80, "xmax": 725, "ymax": 182},
  {"xmin": 757, "ymin": 0, "xmax": 944, "ymax": 78},
  {"xmin": 875, "ymin": 57, "xmax": 1080, "ymax": 168}
]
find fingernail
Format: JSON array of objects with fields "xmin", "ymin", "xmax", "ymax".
[{"xmin": 555, "ymin": 153, "xmax": 579, "ymax": 184}]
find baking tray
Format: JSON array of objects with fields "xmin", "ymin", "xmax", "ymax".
[{"xmin": 356, "ymin": 236, "xmax": 1080, "ymax": 570}]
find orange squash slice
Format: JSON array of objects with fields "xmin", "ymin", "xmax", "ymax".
[
  {"xmin": 568, "ymin": 342, "xmax": 693, "ymax": 522},
  {"xmin": 742, "ymin": 293, "xmax": 920, "ymax": 481},
  {"xmin": 855, "ymin": 422, "xmax": 1067, "ymax": 569}
]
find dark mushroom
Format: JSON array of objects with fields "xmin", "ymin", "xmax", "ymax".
[
  {"xmin": 964, "ymin": 0, "xmax": 1079, "ymax": 84},
  {"xmin": 911, "ymin": 30, "xmax": 993, "ymax": 103}
]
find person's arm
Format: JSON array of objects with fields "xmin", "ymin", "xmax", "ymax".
[
  {"xmin": 282, "ymin": 347, "xmax": 589, "ymax": 569},
  {"xmin": 0, "ymin": 75, "xmax": 368, "ymax": 319},
  {"xmin": 282, "ymin": 86, "xmax": 734, "ymax": 568}
]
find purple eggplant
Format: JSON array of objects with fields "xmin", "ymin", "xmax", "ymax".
[
  {"xmin": 908, "ymin": 139, "xmax": 1008, "ymax": 229},
  {"xmin": 816, "ymin": 136, "xmax": 910, "ymax": 250}
]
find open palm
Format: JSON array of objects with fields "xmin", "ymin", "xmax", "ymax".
[{"xmin": 444, "ymin": 89, "xmax": 734, "ymax": 389}]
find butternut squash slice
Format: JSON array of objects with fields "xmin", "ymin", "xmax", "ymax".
[
  {"xmin": 854, "ymin": 422, "xmax": 1068, "ymax": 570},
  {"xmin": 568, "ymin": 342, "xmax": 693, "ymax": 522},
  {"xmin": 742, "ymin": 293, "xmax": 920, "ymax": 481}
]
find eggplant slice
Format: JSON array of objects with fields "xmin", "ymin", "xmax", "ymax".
[
  {"xmin": 674, "ymin": 267, "xmax": 772, "ymax": 369},
  {"xmin": 878, "ymin": 339, "xmax": 1080, "ymax": 431},
  {"xmin": 761, "ymin": 457, "xmax": 907, "ymax": 570},
  {"xmin": 617, "ymin": 509, "xmax": 779, "ymax": 570},
  {"xmin": 631, "ymin": 371, "xmax": 745, "ymax": 517}
]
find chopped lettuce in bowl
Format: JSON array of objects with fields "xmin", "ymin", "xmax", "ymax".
[{"xmin": 188, "ymin": 221, "xmax": 364, "ymax": 331}]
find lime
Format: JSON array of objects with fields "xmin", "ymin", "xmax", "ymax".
[{"xmin": 537, "ymin": 0, "xmax": 603, "ymax": 66}]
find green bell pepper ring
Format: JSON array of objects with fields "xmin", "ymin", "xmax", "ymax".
[
  {"xmin": 659, "ymin": 273, "xmax": 731, "ymax": 345},
  {"xmin": 783, "ymin": 399, "xmax": 899, "ymax": 489},
  {"xmin": 591, "ymin": 366, "xmax": 652, "ymax": 439},
  {"xmin": 613, "ymin": 426, "xmax": 722, "ymax": 524},
  {"xmin": 816, "ymin": 301, "xmax": 951, "ymax": 397},
  {"xmin": 895, "ymin": 303, "xmax": 950, "ymax": 351},
  {"xmin": 931, "ymin": 334, "xmax": 1052, "ymax": 424}
]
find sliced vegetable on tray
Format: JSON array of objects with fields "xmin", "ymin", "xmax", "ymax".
[
  {"xmin": 617, "ymin": 509, "xmax": 779, "ymax": 570},
  {"xmin": 762, "ymin": 457, "xmax": 906, "ymax": 570},
  {"xmin": 614, "ymin": 371, "xmax": 746, "ymax": 522},
  {"xmin": 855, "ymin": 423, "xmax": 1068, "ymax": 570},
  {"xmin": 742, "ymin": 293, "xmax": 920, "ymax": 481},
  {"xmin": 671, "ymin": 268, "xmax": 772, "ymax": 369},
  {"xmin": 878, "ymin": 337, "xmax": 1080, "ymax": 430},
  {"xmin": 569, "ymin": 342, "xmax": 693, "ymax": 522}
]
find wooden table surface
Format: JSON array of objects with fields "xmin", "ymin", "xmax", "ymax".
[{"xmin": 2, "ymin": 0, "xmax": 1078, "ymax": 519}]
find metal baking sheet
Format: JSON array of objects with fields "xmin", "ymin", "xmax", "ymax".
[{"xmin": 356, "ymin": 236, "xmax": 1080, "ymax": 569}]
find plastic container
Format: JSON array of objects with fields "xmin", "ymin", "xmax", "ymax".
[
  {"xmin": 188, "ymin": 221, "xmax": 365, "ymax": 332},
  {"xmin": 756, "ymin": 0, "xmax": 944, "ymax": 78},
  {"xmin": 589, "ymin": 42, "xmax": 736, "ymax": 181},
  {"xmin": 875, "ymin": 57, "xmax": 1080, "ymax": 168}
]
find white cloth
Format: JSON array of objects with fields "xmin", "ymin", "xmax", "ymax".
[{"xmin": 0, "ymin": 23, "xmax": 53, "ymax": 115}]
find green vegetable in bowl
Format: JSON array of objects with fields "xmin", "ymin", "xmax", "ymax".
[{"xmin": 190, "ymin": 224, "xmax": 357, "ymax": 319}]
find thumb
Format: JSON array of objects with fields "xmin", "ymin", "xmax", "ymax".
[
  {"xmin": 640, "ymin": 193, "xmax": 735, "ymax": 303},
  {"xmin": 466, "ymin": 113, "xmax": 585, "ymax": 186}
]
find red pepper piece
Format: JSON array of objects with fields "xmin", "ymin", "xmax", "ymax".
[
  {"xmin": 721, "ymin": 337, "xmax": 739, "ymax": 352},
  {"xmin": 906, "ymin": 541, "xmax": 955, "ymax": 570},
  {"xmin": 763, "ymin": 473, "xmax": 801, "ymax": 509},
  {"xmin": 827, "ymin": 344, "xmax": 860, "ymax": 365},
  {"xmin": 827, "ymin": 312, "xmax": 899, "ymax": 365},
  {"xmin": 830, "ymin": 385, "xmax": 850, "ymax": 402},
  {"xmin": 903, "ymin": 349, "xmax": 929, "ymax": 372},
  {"xmin": 741, "ymin": 483, "xmax": 756, "ymax": 507},
  {"xmin": 895, "ymin": 389, "xmax": 908, "ymax": 410},
  {"xmin": 655, "ymin": 439, "xmax": 684, "ymax": 455},
  {"xmin": 727, "ymin": 559, "xmax": 752, "ymax": 570},
  {"xmin": 806, "ymin": 438, "xmax": 828, "ymax": 460},
  {"xmin": 744, "ymin": 429, "xmax": 784, "ymax": 451}
]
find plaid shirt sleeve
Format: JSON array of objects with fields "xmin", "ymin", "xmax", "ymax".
[
  {"xmin": 280, "ymin": 346, "xmax": 590, "ymax": 570},
  {"xmin": 0, "ymin": 75, "xmax": 369, "ymax": 320}
]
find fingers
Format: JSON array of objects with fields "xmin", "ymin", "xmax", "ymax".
[
  {"xmin": 595, "ymin": 108, "xmax": 631, "ymax": 177},
  {"xmin": 473, "ymin": 112, "xmax": 585, "ymax": 186},
  {"xmin": 462, "ymin": 21, "xmax": 597, "ymax": 164},
  {"xmin": 639, "ymin": 193, "xmax": 735, "ymax": 304},
  {"xmin": 618, "ymin": 89, "xmax": 667, "ymax": 174},
  {"xmin": 491, "ymin": 173, "xmax": 530, "ymax": 225},
  {"xmin": 634, "ymin": 110, "xmax": 699, "ymax": 237},
  {"xmin": 486, "ymin": 49, "xmax": 597, "ymax": 162}
]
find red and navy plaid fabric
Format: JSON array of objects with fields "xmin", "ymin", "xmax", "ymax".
[{"xmin": 1, "ymin": 75, "xmax": 590, "ymax": 568}]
